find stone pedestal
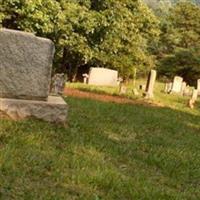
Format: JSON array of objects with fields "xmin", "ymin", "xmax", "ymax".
[
  {"xmin": 188, "ymin": 89, "xmax": 198, "ymax": 109},
  {"xmin": 0, "ymin": 96, "xmax": 68, "ymax": 123}
]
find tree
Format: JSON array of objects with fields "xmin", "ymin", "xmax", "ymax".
[
  {"xmin": 158, "ymin": 2, "xmax": 200, "ymax": 85},
  {"xmin": 0, "ymin": 0, "xmax": 160, "ymax": 81},
  {"xmin": 57, "ymin": 0, "xmax": 160, "ymax": 80},
  {"xmin": 159, "ymin": 47, "xmax": 200, "ymax": 85}
]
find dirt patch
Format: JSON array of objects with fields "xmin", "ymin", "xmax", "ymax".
[{"xmin": 64, "ymin": 88, "xmax": 163, "ymax": 107}]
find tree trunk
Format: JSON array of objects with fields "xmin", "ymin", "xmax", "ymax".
[
  {"xmin": 61, "ymin": 47, "xmax": 67, "ymax": 73},
  {"xmin": 72, "ymin": 65, "xmax": 79, "ymax": 82},
  {"xmin": 61, "ymin": 47, "xmax": 79, "ymax": 82}
]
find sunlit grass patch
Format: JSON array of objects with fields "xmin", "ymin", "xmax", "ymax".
[{"xmin": 0, "ymin": 91, "xmax": 200, "ymax": 199}]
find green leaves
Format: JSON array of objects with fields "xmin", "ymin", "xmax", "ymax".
[
  {"xmin": 158, "ymin": 2, "xmax": 200, "ymax": 85},
  {"xmin": 0, "ymin": 0, "xmax": 160, "ymax": 80}
]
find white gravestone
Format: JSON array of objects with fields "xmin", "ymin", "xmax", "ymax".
[
  {"xmin": 51, "ymin": 73, "xmax": 66, "ymax": 95},
  {"xmin": 164, "ymin": 82, "xmax": 172, "ymax": 93},
  {"xmin": 82, "ymin": 73, "xmax": 89, "ymax": 84},
  {"xmin": 183, "ymin": 86, "xmax": 192, "ymax": 96},
  {"xmin": 88, "ymin": 67, "xmax": 118, "ymax": 86},
  {"xmin": 171, "ymin": 76, "xmax": 183, "ymax": 93},
  {"xmin": 197, "ymin": 79, "xmax": 200, "ymax": 95},
  {"xmin": 181, "ymin": 82, "xmax": 187, "ymax": 95},
  {"xmin": 189, "ymin": 89, "xmax": 198, "ymax": 109}
]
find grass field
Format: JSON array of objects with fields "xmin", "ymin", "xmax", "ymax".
[
  {"xmin": 0, "ymin": 82, "xmax": 200, "ymax": 199},
  {"xmin": 67, "ymin": 81, "xmax": 199, "ymax": 114}
]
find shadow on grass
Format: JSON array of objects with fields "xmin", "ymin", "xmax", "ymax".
[{"xmin": 0, "ymin": 96, "xmax": 200, "ymax": 199}]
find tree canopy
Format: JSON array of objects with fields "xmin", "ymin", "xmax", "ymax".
[
  {"xmin": 0, "ymin": 0, "xmax": 200, "ymax": 84},
  {"xmin": 157, "ymin": 1, "xmax": 200, "ymax": 85}
]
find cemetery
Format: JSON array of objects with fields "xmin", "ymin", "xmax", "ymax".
[{"xmin": 0, "ymin": 1, "xmax": 200, "ymax": 199}]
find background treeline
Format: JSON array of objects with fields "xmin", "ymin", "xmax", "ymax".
[{"xmin": 0, "ymin": 0, "xmax": 200, "ymax": 85}]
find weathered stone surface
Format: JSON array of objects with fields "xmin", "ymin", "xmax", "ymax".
[
  {"xmin": 0, "ymin": 28, "xmax": 54, "ymax": 100},
  {"xmin": 119, "ymin": 85, "xmax": 127, "ymax": 94},
  {"xmin": 139, "ymin": 84, "xmax": 146, "ymax": 91},
  {"xmin": 188, "ymin": 89, "xmax": 198, "ymax": 109},
  {"xmin": 171, "ymin": 76, "xmax": 183, "ymax": 93},
  {"xmin": 164, "ymin": 82, "xmax": 172, "ymax": 93},
  {"xmin": 88, "ymin": 67, "xmax": 119, "ymax": 86},
  {"xmin": 145, "ymin": 70, "xmax": 157, "ymax": 99},
  {"xmin": 0, "ymin": 96, "xmax": 68, "ymax": 123},
  {"xmin": 197, "ymin": 79, "xmax": 200, "ymax": 95},
  {"xmin": 183, "ymin": 86, "xmax": 192, "ymax": 96},
  {"xmin": 180, "ymin": 81, "xmax": 187, "ymax": 95},
  {"xmin": 50, "ymin": 73, "xmax": 66, "ymax": 95}
]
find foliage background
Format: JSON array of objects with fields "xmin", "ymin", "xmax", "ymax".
[{"xmin": 0, "ymin": 0, "xmax": 200, "ymax": 85}]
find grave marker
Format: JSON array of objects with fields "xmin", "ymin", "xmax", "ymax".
[
  {"xmin": 181, "ymin": 81, "xmax": 187, "ymax": 95},
  {"xmin": 197, "ymin": 79, "xmax": 200, "ymax": 95},
  {"xmin": 0, "ymin": 29, "xmax": 68, "ymax": 123},
  {"xmin": 145, "ymin": 70, "xmax": 157, "ymax": 99},
  {"xmin": 88, "ymin": 67, "xmax": 119, "ymax": 86},
  {"xmin": 171, "ymin": 76, "xmax": 183, "ymax": 93},
  {"xmin": 0, "ymin": 29, "xmax": 53, "ymax": 100},
  {"xmin": 189, "ymin": 89, "xmax": 198, "ymax": 109},
  {"xmin": 164, "ymin": 82, "xmax": 172, "ymax": 93}
]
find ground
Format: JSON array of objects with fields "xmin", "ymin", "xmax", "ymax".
[{"xmin": 0, "ymin": 82, "xmax": 200, "ymax": 199}]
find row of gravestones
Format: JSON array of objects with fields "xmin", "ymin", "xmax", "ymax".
[
  {"xmin": 54, "ymin": 67, "xmax": 199, "ymax": 109},
  {"xmin": 0, "ymin": 28, "xmax": 68, "ymax": 123},
  {"xmin": 118, "ymin": 70, "xmax": 157, "ymax": 98},
  {"xmin": 164, "ymin": 76, "xmax": 200, "ymax": 108},
  {"xmin": 139, "ymin": 72, "xmax": 199, "ymax": 109},
  {"xmin": 164, "ymin": 76, "xmax": 200, "ymax": 96}
]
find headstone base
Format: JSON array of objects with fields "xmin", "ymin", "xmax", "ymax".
[{"xmin": 0, "ymin": 96, "xmax": 68, "ymax": 123}]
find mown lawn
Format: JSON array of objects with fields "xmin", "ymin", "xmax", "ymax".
[{"xmin": 0, "ymin": 96, "xmax": 200, "ymax": 199}]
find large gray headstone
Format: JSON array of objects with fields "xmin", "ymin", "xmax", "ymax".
[{"xmin": 0, "ymin": 29, "xmax": 54, "ymax": 100}]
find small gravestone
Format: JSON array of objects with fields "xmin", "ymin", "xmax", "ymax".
[
  {"xmin": 164, "ymin": 82, "xmax": 172, "ymax": 93},
  {"xmin": 82, "ymin": 73, "xmax": 89, "ymax": 84},
  {"xmin": 181, "ymin": 82, "xmax": 187, "ymax": 95},
  {"xmin": 119, "ymin": 85, "xmax": 127, "ymax": 95},
  {"xmin": 188, "ymin": 89, "xmax": 198, "ymax": 109},
  {"xmin": 183, "ymin": 86, "xmax": 192, "ymax": 96},
  {"xmin": 171, "ymin": 76, "xmax": 183, "ymax": 93},
  {"xmin": 145, "ymin": 70, "xmax": 157, "ymax": 99},
  {"xmin": 132, "ymin": 88, "xmax": 139, "ymax": 96},
  {"xmin": 197, "ymin": 79, "xmax": 200, "ymax": 95},
  {"xmin": 51, "ymin": 73, "xmax": 66, "ymax": 95},
  {"xmin": 0, "ymin": 29, "xmax": 68, "ymax": 123},
  {"xmin": 164, "ymin": 83, "xmax": 169, "ymax": 93},
  {"xmin": 139, "ymin": 84, "xmax": 146, "ymax": 91}
]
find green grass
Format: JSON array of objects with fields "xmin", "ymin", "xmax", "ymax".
[
  {"xmin": 67, "ymin": 82, "xmax": 121, "ymax": 96},
  {"xmin": 0, "ymin": 93, "xmax": 200, "ymax": 199},
  {"xmin": 67, "ymin": 81, "xmax": 200, "ymax": 114}
]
